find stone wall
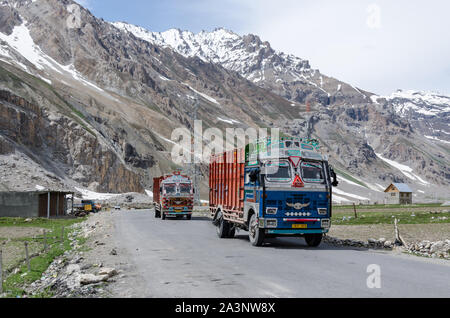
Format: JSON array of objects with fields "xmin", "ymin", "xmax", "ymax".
[{"xmin": 0, "ymin": 192, "xmax": 39, "ymax": 217}]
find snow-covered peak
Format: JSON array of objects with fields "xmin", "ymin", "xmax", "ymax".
[
  {"xmin": 378, "ymin": 89, "xmax": 450, "ymax": 117},
  {"xmin": 111, "ymin": 21, "xmax": 313, "ymax": 85}
]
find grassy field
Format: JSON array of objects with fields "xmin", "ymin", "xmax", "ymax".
[
  {"xmin": 0, "ymin": 217, "xmax": 86, "ymax": 297},
  {"xmin": 332, "ymin": 204, "xmax": 449, "ymax": 225}
]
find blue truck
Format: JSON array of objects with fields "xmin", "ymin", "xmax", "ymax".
[{"xmin": 209, "ymin": 137, "xmax": 338, "ymax": 247}]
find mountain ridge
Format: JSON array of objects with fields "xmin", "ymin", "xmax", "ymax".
[{"xmin": 0, "ymin": 0, "xmax": 448, "ymax": 202}]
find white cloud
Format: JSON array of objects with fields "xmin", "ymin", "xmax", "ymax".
[{"xmin": 220, "ymin": 0, "xmax": 450, "ymax": 95}]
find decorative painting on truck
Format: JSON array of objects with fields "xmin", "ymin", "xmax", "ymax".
[{"xmin": 210, "ymin": 137, "xmax": 339, "ymax": 248}]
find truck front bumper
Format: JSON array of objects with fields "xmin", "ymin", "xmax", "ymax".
[
  {"xmin": 163, "ymin": 211, "xmax": 193, "ymax": 216},
  {"xmin": 266, "ymin": 228, "xmax": 329, "ymax": 235}
]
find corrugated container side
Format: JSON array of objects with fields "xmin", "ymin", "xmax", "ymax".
[
  {"xmin": 209, "ymin": 149, "xmax": 245, "ymax": 212},
  {"xmin": 153, "ymin": 177, "xmax": 164, "ymax": 203}
]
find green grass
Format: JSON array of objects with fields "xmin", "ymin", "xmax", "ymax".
[
  {"xmin": 0, "ymin": 217, "xmax": 84, "ymax": 230},
  {"xmin": 332, "ymin": 210, "xmax": 450, "ymax": 225},
  {"xmin": 333, "ymin": 203, "xmax": 443, "ymax": 210},
  {"xmin": 1, "ymin": 217, "xmax": 86, "ymax": 297}
]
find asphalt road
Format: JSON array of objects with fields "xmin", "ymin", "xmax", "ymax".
[{"xmin": 113, "ymin": 209, "xmax": 450, "ymax": 298}]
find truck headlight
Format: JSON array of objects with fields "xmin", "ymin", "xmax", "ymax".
[
  {"xmin": 265, "ymin": 219, "xmax": 278, "ymax": 228},
  {"xmin": 266, "ymin": 207, "xmax": 278, "ymax": 215},
  {"xmin": 318, "ymin": 208, "xmax": 327, "ymax": 215},
  {"xmin": 321, "ymin": 219, "xmax": 331, "ymax": 229}
]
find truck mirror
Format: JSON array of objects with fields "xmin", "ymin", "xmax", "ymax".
[
  {"xmin": 330, "ymin": 167, "xmax": 339, "ymax": 187},
  {"xmin": 249, "ymin": 169, "xmax": 260, "ymax": 183}
]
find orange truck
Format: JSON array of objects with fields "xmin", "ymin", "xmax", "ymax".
[{"xmin": 153, "ymin": 172, "xmax": 194, "ymax": 220}]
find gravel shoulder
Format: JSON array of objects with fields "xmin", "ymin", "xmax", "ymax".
[
  {"xmin": 76, "ymin": 211, "xmax": 148, "ymax": 298},
  {"xmin": 329, "ymin": 223, "xmax": 450, "ymax": 243}
]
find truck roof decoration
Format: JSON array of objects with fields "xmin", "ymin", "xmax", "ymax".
[
  {"xmin": 245, "ymin": 137, "xmax": 323, "ymax": 164},
  {"xmin": 161, "ymin": 172, "xmax": 192, "ymax": 185}
]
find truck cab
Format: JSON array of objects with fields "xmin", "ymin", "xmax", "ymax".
[
  {"xmin": 210, "ymin": 137, "xmax": 338, "ymax": 247},
  {"xmin": 154, "ymin": 172, "xmax": 194, "ymax": 220}
]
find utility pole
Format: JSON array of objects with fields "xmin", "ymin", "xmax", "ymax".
[{"xmin": 190, "ymin": 95, "xmax": 200, "ymax": 206}]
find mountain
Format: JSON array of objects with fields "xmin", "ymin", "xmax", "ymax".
[
  {"xmin": 0, "ymin": 0, "xmax": 296, "ymax": 195},
  {"xmin": 373, "ymin": 90, "xmax": 450, "ymax": 144},
  {"xmin": 0, "ymin": 0, "xmax": 448, "ymax": 202},
  {"xmin": 113, "ymin": 23, "xmax": 373, "ymax": 107}
]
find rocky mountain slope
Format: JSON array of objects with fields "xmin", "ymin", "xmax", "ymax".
[
  {"xmin": 0, "ymin": 0, "xmax": 448, "ymax": 202},
  {"xmin": 0, "ymin": 0, "xmax": 296, "ymax": 194},
  {"xmin": 113, "ymin": 23, "xmax": 373, "ymax": 107},
  {"xmin": 374, "ymin": 90, "xmax": 450, "ymax": 144}
]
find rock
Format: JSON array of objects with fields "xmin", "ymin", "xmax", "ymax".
[
  {"xmin": 430, "ymin": 241, "xmax": 445, "ymax": 254},
  {"xmin": 378, "ymin": 238, "xmax": 386, "ymax": 244},
  {"xmin": 80, "ymin": 274, "xmax": 109, "ymax": 285},
  {"xmin": 65, "ymin": 264, "xmax": 80, "ymax": 275},
  {"xmin": 81, "ymin": 264, "xmax": 93, "ymax": 271},
  {"xmin": 24, "ymin": 218, "xmax": 32, "ymax": 223},
  {"xmin": 110, "ymin": 248, "xmax": 118, "ymax": 256},
  {"xmin": 368, "ymin": 238, "xmax": 377, "ymax": 244},
  {"xmin": 97, "ymin": 268, "xmax": 118, "ymax": 278},
  {"xmin": 384, "ymin": 241, "xmax": 393, "ymax": 248}
]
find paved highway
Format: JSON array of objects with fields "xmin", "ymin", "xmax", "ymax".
[{"xmin": 112, "ymin": 210, "xmax": 450, "ymax": 298}]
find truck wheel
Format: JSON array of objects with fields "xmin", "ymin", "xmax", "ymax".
[
  {"xmin": 162, "ymin": 212, "xmax": 166, "ymax": 220},
  {"xmin": 186, "ymin": 214, "xmax": 192, "ymax": 220},
  {"xmin": 216, "ymin": 212, "xmax": 231, "ymax": 238},
  {"xmin": 228, "ymin": 227, "xmax": 236, "ymax": 238},
  {"xmin": 305, "ymin": 234, "xmax": 323, "ymax": 247},
  {"xmin": 249, "ymin": 214, "xmax": 265, "ymax": 246}
]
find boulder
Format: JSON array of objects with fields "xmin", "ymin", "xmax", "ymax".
[
  {"xmin": 80, "ymin": 274, "xmax": 109, "ymax": 285},
  {"xmin": 97, "ymin": 268, "xmax": 118, "ymax": 278}
]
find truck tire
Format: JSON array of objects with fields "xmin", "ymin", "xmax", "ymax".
[
  {"xmin": 216, "ymin": 211, "xmax": 231, "ymax": 238},
  {"xmin": 155, "ymin": 209, "xmax": 161, "ymax": 218},
  {"xmin": 305, "ymin": 234, "xmax": 323, "ymax": 247},
  {"xmin": 186, "ymin": 214, "xmax": 192, "ymax": 220},
  {"xmin": 249, "ymin": 214, "xmax": 265, "ymax": 246},
  {"xmin": 228, "ymin": 226, "xmax": 236, "ymax": 238},
  {"xmin": 162, "ymin": 212, "xmax": 166, "ymax": 220}
]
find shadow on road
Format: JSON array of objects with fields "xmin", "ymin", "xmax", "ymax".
[
  {"xmin": 232, "ymin": 234, "xmax": 370, "ymax": 252},
  {"xmin": 161, "ymin": 216, "xmax": 212, "ymax": 222}
]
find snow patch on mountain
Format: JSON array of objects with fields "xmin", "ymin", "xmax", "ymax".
[
  {"xmin": 333, "ymin": 188, "xmax": 370, "ymax": 201},
  {"xmin": 75, "ymin": 187, "xmax": 121, "ymax": 201},
  {"xmin": 112, "ymin": 22, "xmax": 316, "ymax": 89},
  {"xmin": 375, "ymin": 153, "xmax": 430, "ymax": 185},
  {"xmin": 379, "ymin": 90, "xmax": 450, "ymax": 117}
]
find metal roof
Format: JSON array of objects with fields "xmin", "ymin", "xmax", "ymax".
[{"xmin": 393, "ymin": 183, "xmax": 413, "ymax": 193}]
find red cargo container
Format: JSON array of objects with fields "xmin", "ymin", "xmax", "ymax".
[
  {"xmin": 209, "ymin": 148, "xmax": 246, "ymax": 223},
  {"xmin": 153, "ymin": 176, "xmax": 164, "ymax": 203}
]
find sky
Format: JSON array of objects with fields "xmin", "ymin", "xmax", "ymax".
[{"xmin": 76, "ymin": 0, "xmax": 450, "ymax": 96}]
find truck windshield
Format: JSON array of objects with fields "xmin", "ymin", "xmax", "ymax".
[
  {"xmin": 179, "ymin": 184, "xmax": 191, "ymax": 194},
  {"xmin": 264, "ymin": 161, "xmax": 292, "ymax": 182},
  {"xmin": 164, "ymin": 184, "xmax": 177, "ymax": 194},
  {"xmin": 301, "ymin": 161, "xmax": 324, "ymax": 183}
]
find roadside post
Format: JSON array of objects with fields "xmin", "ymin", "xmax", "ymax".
[
  {"xmin": 43, "ymin": 230, "xmax": 47, "ymax": 251},
  {"xmin": 24, "ymin": 242, "xmax": 31, "ymax": 272},
  {"xmin": 0, "ymin": 249, "xmax": 3, "ymax": 293},
  {"xmin": 353, "ymin": 203, "xmax": 358, "ymax": 219},
  {"xmin": 61, "ymin": 226, "xmax": 65, "ymax": 244}
]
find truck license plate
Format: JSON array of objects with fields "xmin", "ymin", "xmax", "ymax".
[{"xmin": 292, "ymin": 224, "xmax": 307, "ymax": 229}]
